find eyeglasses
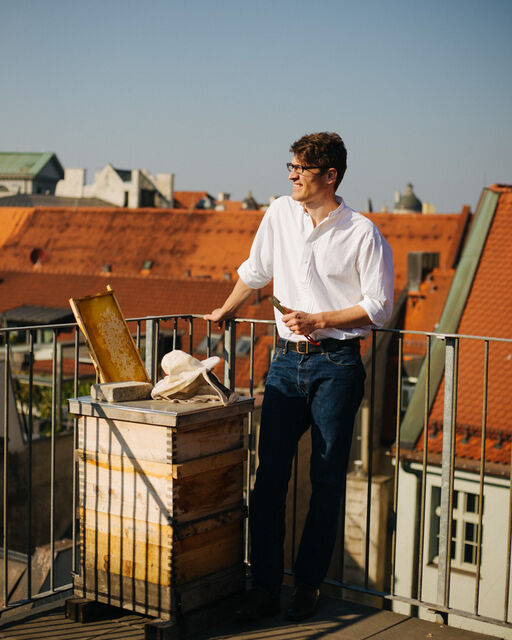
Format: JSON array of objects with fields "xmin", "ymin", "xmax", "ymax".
[{"xmin": 286, "ymin": 162, "xmax": 324, "ymax": 175}]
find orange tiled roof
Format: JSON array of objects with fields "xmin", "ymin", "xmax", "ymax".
[
  {"xmin": 365, "ymin": 208, "xmax": 470, "ymax": 293},
  {"xmin": 0, "ymin": 204, "xmax": 471, "ymax": 391},
  {"xmin": 0, "ymin": 207, "xmax": 469, "ymax": 294},
  {"xmin": 0, "ymin": 207, "xmax": 263, "ymax": 281},
  {"xmin": 173, "ymin": 191, "xmax": 212, "ymax": 210},
  {"xmin": 402, "ymin": 268, "xmax": 456, "ymax": 357},
  {"xmin": 0, "ymin": 271, "xmax": 276, "ymax": 388},
  {"xmin": 415, "ymin": 422, "xmax": 511, "ymax": 467},
  {"xmin": 0, "ymin": 208, "xmax": 32, "ymax": 246},
  {"xmin": 414, "ymin": 189, "xmax": 512, "ymax": 466},
  {"xmin": 0, "ymin": 270, "xmax": 274, "ymax": 320}
]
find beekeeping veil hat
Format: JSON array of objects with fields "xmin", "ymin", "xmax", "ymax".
[{"xmin": 151, "ymin": 350, "xmax": 237, "ymax": 405}]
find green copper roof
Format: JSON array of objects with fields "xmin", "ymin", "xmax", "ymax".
[
  {"xmin": 0, "ymin": 152, "xmax": 58, "ymax": 176},
  {"xmin": 399, "ymin": 187, "xmax": 500, "ymax": 448}
]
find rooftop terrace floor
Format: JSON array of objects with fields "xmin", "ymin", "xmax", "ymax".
[{"xmin": 0, "ymin": 592, "xmax": 499, "ymax": 640}]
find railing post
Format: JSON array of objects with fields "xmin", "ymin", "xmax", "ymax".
[
  {"xmin": 3, "ymin": 339, "xmax": 10, "ymax": 607},
  {"xmin": 223, "ymin": 320, "xmax": 236, "ymax": 390},
  {"xmin": 56, "ymin": 342, "xmax": 63, "ymax": 432},
  {"xmin": 437, "ymin": 336, "xmax": 458, "ymax": 620},
  {"xmin": 145, "ymin": 318, "xmax": 157, "ymax": 383}
]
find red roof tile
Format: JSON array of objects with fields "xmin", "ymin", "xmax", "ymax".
[
  {"xmin": 0, "ymin": 208, "xmax": 32, "ymax": 246},
  {"xmin": 365, "ymin": 208, "xmax": 470, "ymax": 293},
  {"xmin": 0, "ymin": 271, "xmax": 274, "ymax": 320},
  {"xmin": 0, "ymin": 205, "xmax": 471, "ymax": 392},
  {"xmin": 414, "ymin": 424, "xmax": 510, "ymax": 468},
  {"xmin": 413, "ymin": 190, "xmax": 512, "ymax": 466},
  {"xmin": 0, "ymin": 270, "xmax": 275, "ymax": 389},
  {"xmin": 173, "ymin": 191, "xmax": 212, "ymax": 210},
  {"xmin": 402, "ymin": 268, "xmax": 455, "ymax": 356},
  {"xmin": 0, "ymin": 207, "xmax": 469, "ymax": 297},
  {"xmin": 0, "ymin": 207, "xmax": 263, "ymax": 281}
]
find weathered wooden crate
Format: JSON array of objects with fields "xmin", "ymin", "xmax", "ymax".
[{"xmin": 68, "ymin": 396, "xmax": 253, "ymax": 620}]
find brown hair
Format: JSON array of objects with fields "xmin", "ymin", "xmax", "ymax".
[{"xmin": 290, "ymin": 132, "xmax": 347, "ymax": 190}]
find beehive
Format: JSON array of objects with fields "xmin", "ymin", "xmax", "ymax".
[{"xmin": 69, "ymin": 396, "xmax": 253, "ymax": 619}]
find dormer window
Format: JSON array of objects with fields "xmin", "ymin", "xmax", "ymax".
[{"xmin": 30, "ymin": 248, "xmax": 46, "ymax": 266}]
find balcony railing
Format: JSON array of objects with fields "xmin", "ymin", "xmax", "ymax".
[{"xmin": 0, "ymin": 315, "xmax": 511, "ymax": 636}]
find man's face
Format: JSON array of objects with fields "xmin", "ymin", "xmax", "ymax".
[{"xmin": 288, "ymin": 155, "xmax": 334, "ymax": 205}]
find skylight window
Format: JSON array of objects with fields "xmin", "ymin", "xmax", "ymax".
[
  {"xmin": 196, "ymin": 333, "xmax": 222, "ymax": 355},
  {"xmin": 236, "ymin": 336, "xmax": 252, "ymax": 357}
]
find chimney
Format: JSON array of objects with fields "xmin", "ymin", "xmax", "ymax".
[
  {"xmin": 407, "ymin": 252, "xmax": 439, "ymax": 292},
  {"xmin": 156, "ymin": 173, "xmax": 175, "ymax": 207}
]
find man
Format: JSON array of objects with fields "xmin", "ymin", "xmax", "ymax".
[{"xmin": 204, "ymin": 132, "xmax": 394, "ymax": 621}]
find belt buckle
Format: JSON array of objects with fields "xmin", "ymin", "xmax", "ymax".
[{"xmin": 297, "ymin": 341, "xmax": 309, "ymax": 354}]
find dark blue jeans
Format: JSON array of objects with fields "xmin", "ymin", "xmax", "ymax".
[{"xmin": 249, "ymin": 341, "xmax": 365, "ymax": 594}]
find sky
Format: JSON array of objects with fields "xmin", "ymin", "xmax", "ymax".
[{"xmin": 2, "ymin": 0, "xmax": 511, "ymax": 212}]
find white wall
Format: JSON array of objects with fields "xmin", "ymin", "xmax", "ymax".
[
  {"xmin": 55, "ymin": 165, "xmax": 174, "ymax": 208},
  {"xmin": 83, "ymin": 164, "xmax": 126, "ymax": 206},
  {"xmin": 394, "ymin": 461, "xmax": 512, "ymax": 638},
  {"xmin": 55, "ymin": 168, "xmax": 85, "ymax": 197}
]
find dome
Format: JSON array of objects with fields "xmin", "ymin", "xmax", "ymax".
[{"xmin": 394, "ymin": 183, "xmax": 422, "ymax": 213}]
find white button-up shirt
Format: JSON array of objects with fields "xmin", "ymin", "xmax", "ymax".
[{"xmin": 237, "ymin": 196, "xmax": 394, "ymax": 341}]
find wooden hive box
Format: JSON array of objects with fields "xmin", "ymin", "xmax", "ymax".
[{"xmin": 68, "ymin": 396, "xmax": 253, "ymax": 620}]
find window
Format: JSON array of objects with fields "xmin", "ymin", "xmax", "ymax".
[
  {"xmin": 195, "ymin": 333, "xmax": 222, "ymax": 355},
  {"xmin": 36, "ymin": 328, "xmax": 54, "ymax": 344},
  {"xmin": 401, "ymin": 377, "xmax": 417, "ymax": 412},
  {"xmin": 235, "ymin": 336, "xmax": 253, "ymax": 357},
  {"xmin": 430, "ymin": 486, "xmax": 483, "ymax": 571},
  {"xmin": 140, "ymin": 189, "xmax": 155, "ymax": 207}
]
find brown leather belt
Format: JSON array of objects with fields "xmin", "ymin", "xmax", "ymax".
[{"xmin": 278, "ymin": 337, "xmax": 360, "ymax": 354}]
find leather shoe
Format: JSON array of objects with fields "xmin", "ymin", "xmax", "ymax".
[
  {"xmin": 285, "ymin": 587, "xmax": 319, "ymax": 621},
  {"xmin": 234, "ymin": 588, "xmax": 281, "ymax": 622}
]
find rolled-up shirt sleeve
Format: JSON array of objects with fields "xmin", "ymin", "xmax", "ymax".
[
  {"xmin": 356, "ymin": 229, "xmax": 394, "ymax": 328},
  {"xmin": 237, "ymin": 207, "xmax": 274, "ymax": 289}
]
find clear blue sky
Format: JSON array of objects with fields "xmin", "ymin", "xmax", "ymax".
[{"xmin": 2, "ymin": 0, "xmax": 511, "ymax": 212}]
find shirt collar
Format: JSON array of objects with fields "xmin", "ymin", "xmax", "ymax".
[
  {"xmin": 301, "ymin": 196, "xmax": 345, "ymax": 215},
  {"xmin": 329, "ymin": 196, "xmax": 345, "ymax": 218},
  {"xmin": 302, "ymin": 196, "xmax": 347, "ymax": 228}
]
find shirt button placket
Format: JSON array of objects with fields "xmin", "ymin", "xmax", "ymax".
[{"xmin": 301, "ymin": 244, "xmax": 312, "ymax": 285}]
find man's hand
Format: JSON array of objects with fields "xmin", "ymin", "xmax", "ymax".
[
  {"xmin": 283, "ymin": 304, "xmax": 372, "ymax": 334},
  {"xmin": 203, "ymin": 278, "xmax": 256, "ymax": 327},
  {"xmin": 282, "ymin": 310, "xmax": 319, "ymax": 336},
  {"xmin": 203, "ymin": 308, "xmax": 233, "ymax": 327}
]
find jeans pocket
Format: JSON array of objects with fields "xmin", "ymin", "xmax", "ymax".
[
  {"xmin": 322, "ymin": 349, "xmax": 359, "ymax": 368},
  {"xmin": 272, "ymin": 347, "xmax": 285, "ymax": 362}
]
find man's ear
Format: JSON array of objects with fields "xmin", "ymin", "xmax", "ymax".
[{"xmin": 326, "ymin": 168, "xmax": 337, "ymax": 184}]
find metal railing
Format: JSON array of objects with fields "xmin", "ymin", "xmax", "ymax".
[
  {"xmin": 0, "ymin": 316, "xmax": 511, "ymax": 635},
  {"xmin": 385, "ymin": 330, "xmax": 512, "ymax": 632}
]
